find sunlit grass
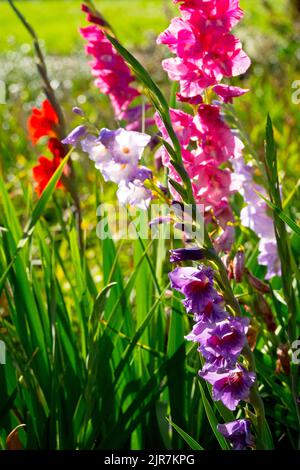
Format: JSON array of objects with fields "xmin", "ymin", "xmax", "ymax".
[{"xmin": 0, "ymin": 0, "xmax": 170, "ymax": 54}]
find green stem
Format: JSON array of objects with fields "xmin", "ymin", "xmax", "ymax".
[{"xmin": 7, "ymin": 0, "xmax": 66, "ymax": 136}]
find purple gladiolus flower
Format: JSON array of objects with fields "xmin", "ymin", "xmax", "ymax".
[
  {"xmin": 62, "ymin": 125, "xmax": 87, "ymax": 145},
  {"xmin": 169, "ymin": 247, "xmax": 206, "ymax": 263},
  {"xmin": 98, "ymin": 128, "xmax": 151, "ymax": 165},
  {"xmin": 77, "ymin": 127, "xmax": 153, "ymax": 208},
  {"xmin": 89, "ymin": 128, "xmax": 152, "ymax": 186},
  {"xmin": 169, "ymin": 266, "xmax": 220, "ymax": 315},
  {"xmin": 200, "ymin": 364, "xmax": 256, "ymax": 411},
  {"xmin": 117, "ymin": 181, "xmax": 152, "ymax": 210},
  {"xmin": 81, "ymin": 134, "xmax": 112, "ymax": 169},
  {"xmin": 258, "ymin": 239, "xmax": 281, "ymax": 280},
  {"xmin": 117, "ymin": 166, "xmax": 153, "ymax": 209},
  {"xmin": 200, "ymin": 355, "xmax": 230, "ymax": 373},
  {"xmin": 217, "ymin": 419, "xmax": 254, "ymax": 450},
  {"xmin": 231, "ymin": 157, "xmax": 281, "ymax": 279},
  {"xmin": 195, "ymin": 296, "xmax": 228, "ymax": 323},
  {"xmin": 194, "ymin": 317, "xmax": 249, "ymax": 365}
]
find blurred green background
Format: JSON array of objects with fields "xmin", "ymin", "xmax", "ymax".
[{"xmin": 0, "ymin": 0, "xmax": 300, "ymax": 215}]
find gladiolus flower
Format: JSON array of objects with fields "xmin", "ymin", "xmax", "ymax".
[
  {"xmin": 217, "ymin": 419, "xmax": 254, "ymax": 450},
  {"xmin": 231, "ymin": 157, "xmax": 281, "ymax": 279},
  {"xmin": 174, "ymin": 1, "xmax": 244, "ymax": 32},
  {"xmin": 193, "ymin": 104, "xmax": 244, "ymax": 164},
  {"xmin": 72, "ymin": 126, "xmax": 153, "ymax": 208},
  {"xmin": 80, "ymin": 25, "xmax": 140, "ymax": 118},
  {"xmin": 192, "ymin": 317, "xmax": 249, "ymax": 365},
  {"xmin": 28, "ymin": 100, "xmax": 59, "ymax": 144},
  {"xmin": 169, "ymin": 266, "xmax": 225, "ymax": 316},
  {"xmin": 200, "ymin": 364, "xmax": 256, "ymax": 410},
  {"xmin": 32, "ymin": 156, "xmax": 64, "ymax": 196}
]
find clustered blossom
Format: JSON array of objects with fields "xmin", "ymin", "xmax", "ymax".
[
  {"xmin": 80, "ymin": 25, "xmax": 139, "ymax": 118},
  {"xmin": 80, "ymin": 4, "xmax": 154, "ymax": 131},
  {"xmin": 169, "ymin": 249, "xmax": 255, "ymax": 448},
  {"xmin": 63, "ymin": 126, "xmax": 153, "ymax": 209},
  {"xmin": 231, "ymin": 158, "xmax": 281, "ymax": 279},
  {"xmin": 156, "ymin": 0, "xmax": 250, "ymax": 252},
  {"xmin": 29, "ymin": 100, "xmax": 67, "ymax": 196},
  {"xmin": 158, "ymin": 0, "xmax": 250, "ymax": 102}
]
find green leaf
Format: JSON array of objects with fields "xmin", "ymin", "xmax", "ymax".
[
  {"xmin": 169, "ymin": 179, "xmax": 187, "ymax": 200},
  {"xmin": 198, "ymin": 380, "xmax": 230, "ymax": 450},
  {"xmin": 167, "ymin": 419, "xmax": 204, "ymax": 450},
  {"xmin": 0, "ymin": 150, "xmax": 72, "ymax": 293},
  {"xmin": 255, "ymin": 190, "xmax": 300, "ymax": 238}
]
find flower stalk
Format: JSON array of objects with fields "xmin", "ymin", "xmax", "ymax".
[{"xmin": 8, "ymin": 0, "xmax": 84, "ymax": 251}]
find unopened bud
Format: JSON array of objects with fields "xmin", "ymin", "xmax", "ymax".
[
  {"xmin": 247, "ymin": 323, "xmax": 258, "ymax": 351},
  {"xmin": 233, "ymin": 249, "xmax": 245, "ymax": 282},
  {"xmin": 246, "ymin": 269, "xmax": 270, "ymax": 293},
  {"xmin": 72, "ymin": 106, "xmax": 84, "ymax": 117},
  {"xmin": 254, "ymin": 294, "xmax": 276, "ymax": 333},
  {"xmin": 169, "ymin": 247, "xmax": 206, "ymax": 263}
]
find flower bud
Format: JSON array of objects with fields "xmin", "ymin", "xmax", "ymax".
[
  {"xmin": 246, "ymin": 270, "xmax": 270, "ymax": 293},
  {"xmin": 62, "ymin": 125, "xmax": 87, "ymax": 146},
  {"xmin": 233, "ymin": 249, "xmax": 245, "ymax": 282},
  {"xmin": 254, "ymin": 294, "xmax": 276, "ymax": 333},
  {"xmin": 246, "ymin": 318, "xmax": 259, "ymax": 351},
  {"xmin": 72, "ymin": 106, "xmax": 84, "ymax": 116},
  {"xmin": 169, "ymin": 247, "xmax": 206, "ymax": 263}
]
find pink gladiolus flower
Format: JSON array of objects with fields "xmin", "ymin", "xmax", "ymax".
[
  {"xmin": 192, "ymin": 163, "xmax": 232, "ymax": 206},
  {"xmin": 162, "ymin": 57, "xmax": 216, "ymax": 99},
  {"xmin": 156, "ymin": 0, "xmax": 250, "ymax": 253},
  {"xmin": 174, "ymin": 0, "xmax": 244, "ymax": 32},
  {"xmin": 159, "ymin": 19, "xmax": 250, "ymax": 79},
  {"xmin": 199, "ymin": 29, "xmax": 251, "ymax": 80},
  {"xmin": 193, "ymin": 104, "xmax": 244, "ymax": 164},
  {"xmin": 80, "ymin": 25, "xmax": 140, "ymax": 118},
  {"xmin": 158, "ymin": 2, "xmax": 250, "ymax": 102},
  {"xmin": 155, "ymin": 109, "xmax": 199, "ymax": 148}
]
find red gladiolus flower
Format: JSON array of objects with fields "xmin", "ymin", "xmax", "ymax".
[
  {"xmin": 32, "ymin": 156, "xmax": 64, "ymax": 196},
  {"xmin": 28, "ymin": 100, "xmax": 59, "ymax": 144}
]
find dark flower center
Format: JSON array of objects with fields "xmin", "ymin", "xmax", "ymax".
[{"xmin": 228, "ymin": 371, "xmax": 243, "ymax": 385}]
